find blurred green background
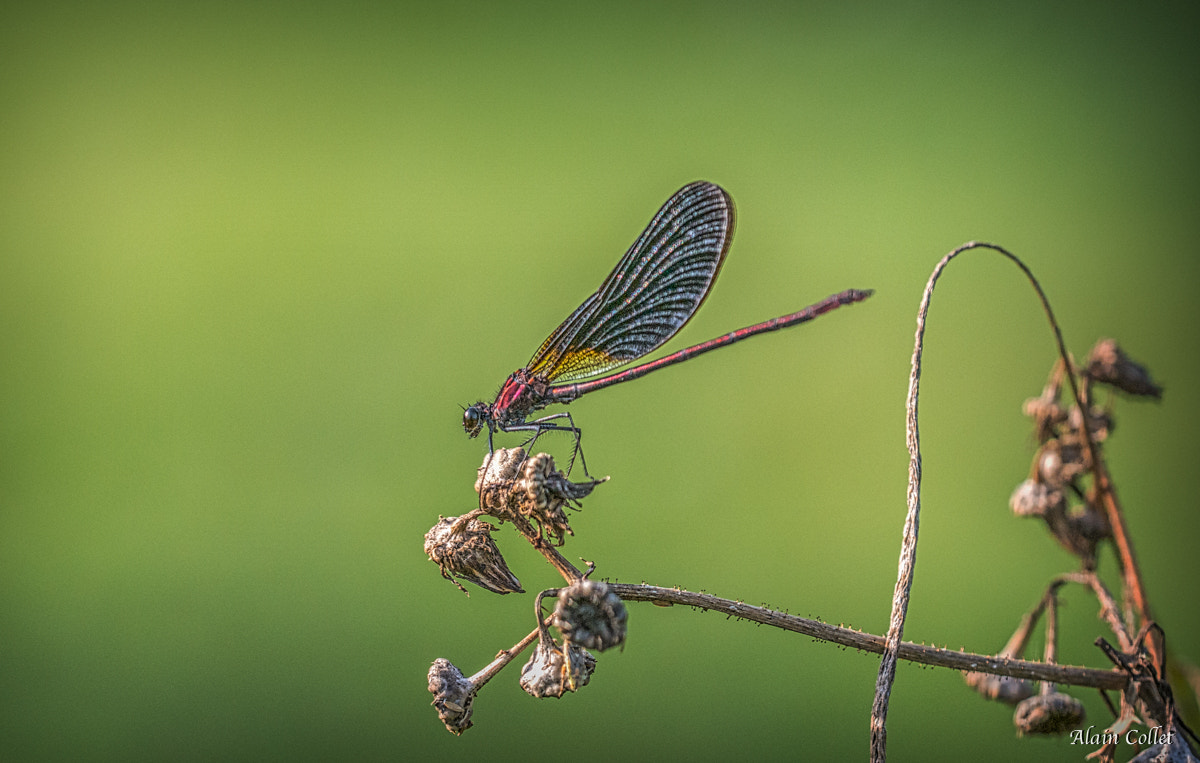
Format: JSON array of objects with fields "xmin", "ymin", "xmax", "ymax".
[{"xmin": 2, "ymin": 2, "xmax": 1197, "ymax": 760}]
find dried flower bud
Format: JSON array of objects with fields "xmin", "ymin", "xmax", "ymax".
[
  {"xmin": 963, "ymin": 623, "xmax": 1038, "ymax": 705},
  {"xmin": 519, "ymin": 638, "xmax": 596, "ymax": 698},
  {"xmin": 428, "ymin": 658, "xmax": 475, "ymax": 735},
  {"xmin": 472, "ymin": 449, "xmax": 606, "ymax": 538},
  {"xmin": 1067, "ymin": 404, "xmax": 1114, "ymax": 443},
  {"xmin": 963, "ymin": 670, "xmax": 1037, "ymax": 705},
  {"xmin": 474, "ymin": 447, "xmax": 526, "ymax": 494},
  {"xmin": 555, "ymin": 579, "xmax": 627, "ymax": 652},
  {"xmin": 424, "ymin": 516, "xmax": 523, "ymax": 595},
  {"xmin": 1086, "ymin": 339, "xmax": 1163, "ymax": 399},
  {"xmin": 1073, "ymin": 488, "xmax": 1111, "ymax": 544},
  {"xmin": 1040, "ymin": 499, "xmax": 1110, "ymax": 568},
  {"xmin": 1013, "ymin": 690, "xmax": 1085, "ymax": 735},
  {"xmin": 473, "ymin": 448, "xmax": 528, "ymax": 517},
  {"xmin": 1023, "ymin": 394, "xmax": 1068, "ymax": 443},
  {"xmin": 1036, "ymin": 440, "xmax": 1086, "ymax": 489},
  {"xmin": 1010, "ymin": 478, "xmax": 1107, "ymax": 564},
  {"xmin": 517, "ymin": 453, "xmax": 605, "ymax": 544},
  {"xmin": 1010, "ymin": 480, "xmax": 1064, "ymax": 518}
]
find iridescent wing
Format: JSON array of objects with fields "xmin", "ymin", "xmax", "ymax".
[{"xmin": 526, "ymin": 181, "xmax": 734, "ymax": 383}]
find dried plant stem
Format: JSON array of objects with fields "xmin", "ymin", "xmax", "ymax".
[
  {"xmin": 609, "ymin": 583, "xmax": 1125, "ymax": 690},
  {"xmin": 1063, "ymin": 571, "xmax": 1134, "ymax": 651},
  {"xmin": 867, "ymin": 241, "xmax": 1152, "ymax": 762},
  {"xmin": 1025, "ymin": 572, "xmax": 1130, "ymax": 652},
  {"xmin": 525, "ymin": 533, "xmax": 583, "ymax": 582},
  {"xmin": 448, "ymin": 580, "xmax": 1129, "ymax": 722},
  {"xmin": 1044, "ymin": 585, "xmax": 1059, "ymax": 667},
  {"xmin": 468, "ymin": 497, "xmax": 583, "ymax": 583},
  {"xmin": 467, "ymin": 618, "xmax": 548, "ymax": 689},
  {"xmin": 1088, "ymin": 459, "xmax": 1158, "ymax": 659}
]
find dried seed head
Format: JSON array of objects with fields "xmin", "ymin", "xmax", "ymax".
[
  {"xmin": 472, "ymin": 449, "xmax": 606, "ymax": 538},
  {"xmin": 1067, "ymin": 404, "xmax": 1114, "ymax": 443},
  {"xmin": 963, "ymin": 670, "xmax": 1037, "ymax": 705},
  {"xmin": 963, "ymin": 624, "xmax": 1038, "ymax": 704},
  {"xmin": 428, "ymin": 658, "xmax": 475, "ymax": 735},
  {"xmin": 1010, "ymin": 479, "xmax": 1064, "ymax": 518},
  {"xmin": 1085, "ymin": 339, "xmax": 1163, "ymax": 399},
  {"xmin": 474, "ymin": 448, "xmax": 528, "ymax": 518},
  {"xmin": 474, "ymin": 447, "xmax": 526, "ymax": 494},
  {"xmin": 1045, "ymin": 503, "xmax": 1110, "ymax": 568},
  {"xmin": 519, "ymin": 638, "xmax": 596, "ymax": 698},
  {"xmin": 516, "ymin": 453, "xmax": 605, "ymax": 544},
  {"xmin": 520, "ymin": 454, "xmax": 572, "ymax": 540},
  {"xmin": 1013, "ymin": 690, "xmax": 1086, "ymax": 736},
  {"xmin": 1036, "ymin": 440, "xmax": 1086, "ymax": 489},
  {"xmin": 1079, "ymin": 487, "xmax": 1112, "ymax": 540},
  {"xmin": 1023, "ymin": 393, "xmax": 1069, "ymax": 443},
  {"xmin": 424, "ymin": 516, "xmax": 523, "ymax": 595},
  {"xmin": 554, "ymin": 579, "xmax": 628, "ymax": 652},
  {"xmin": 1009, "ymin": 481, "xmax": 1109, "ymax": 566}
]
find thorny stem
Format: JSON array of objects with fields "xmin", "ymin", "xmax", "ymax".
[
  {"xmin": 454, "ymin": 581, "xmax": 1127, "ymax": 711},
  {"xmin": 609, "ymin": 584, "xmax": 1126, "ymax": 691}
]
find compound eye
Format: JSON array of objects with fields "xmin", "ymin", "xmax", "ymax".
[{"xmin": 463, "ymin": 406, "xmax": 484, "ymax": 437}]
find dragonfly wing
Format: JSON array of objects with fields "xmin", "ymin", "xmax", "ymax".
[{"xmin": 528, "ymin": 181, "xmax": 734, "ymax": 383}]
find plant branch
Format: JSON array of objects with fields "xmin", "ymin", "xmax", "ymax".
[
  {"xmin": 523, "ymin": 529, "xmax": 583, "ymax": 582},
  {"xmin": 467, "ymin": 618, "xmax": 548, "ymax": 689},
  {"xmin": 609, "ymin": 583, "xmax": 1126, "ymax": 691}
]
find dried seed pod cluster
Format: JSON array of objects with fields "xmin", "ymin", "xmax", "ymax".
[
  {"xmin": 964, "ymin": 669, "xmax": 1036, "ymax": 705},
  {"xmin": 470, "ymin": 448, "xmax": 606, "ymax": 544},
  {"xmin": 425, "ymin": 449, "xmax": 620, "ymax": 730},
  {"xmin": 964, "ymin": 339, "xmax": 1177, "ymax": 751},
  {"xmin": 1085, "ymin": 339, "xmax": 1163, "ymax": 400},
  {"xmin": 1010, "ymin": 340, "xmax": 1160, "ymax": 567},
  {"xmin": 424, "ymin": 448, "xmax": 606, "ymax": 595}
]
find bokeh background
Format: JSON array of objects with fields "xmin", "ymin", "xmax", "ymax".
[{"xmin": 3, "ymin": 2, "xmax": 1197, "ymax": 760}]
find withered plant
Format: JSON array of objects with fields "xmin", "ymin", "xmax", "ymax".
[{"xmin": 425, "ymin": 242, "xmax": 1196, "ymax": 762}]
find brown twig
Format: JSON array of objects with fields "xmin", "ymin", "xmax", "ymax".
[
  {"xmin": 467, "ymin": 618, "xmax": 547, "ymax": 690},
  {"xmin": 609, "ymin": 583, "xmax": 1125, "ymax": 690}
]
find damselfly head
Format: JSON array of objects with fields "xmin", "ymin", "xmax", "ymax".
[{"xmin": 462, "ymin": 404, "xmax": 487, "ymax": 438}]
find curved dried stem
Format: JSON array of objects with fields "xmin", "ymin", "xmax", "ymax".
[{"xmin": 869, "ymin": 241, "xmax": 1144, "ymax": 762}]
